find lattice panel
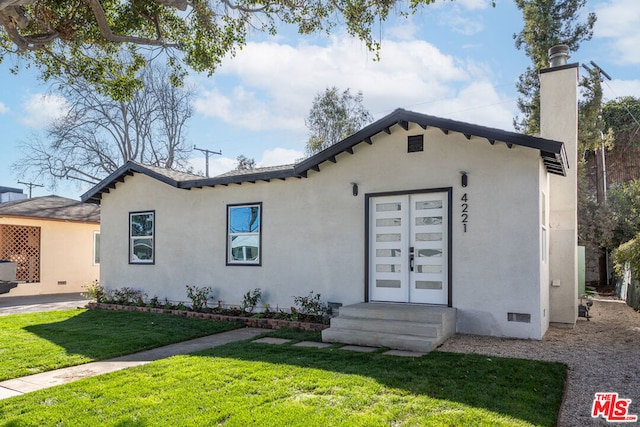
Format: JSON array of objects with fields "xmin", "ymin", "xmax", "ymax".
[{"xmin": 0, "ymin": 224, "xmax": 41, "ymax": 282}]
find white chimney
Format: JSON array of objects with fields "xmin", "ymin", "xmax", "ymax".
[{"xmin": 540, "ymin": 45, "xmax": 579, "ymax": 329}]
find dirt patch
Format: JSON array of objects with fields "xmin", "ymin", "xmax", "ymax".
[{"xmin": 437, "ymin": 298, "xmax": 640, "ymax": 426}]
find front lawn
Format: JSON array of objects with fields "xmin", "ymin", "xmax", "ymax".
[
  {"xmin": 0, "ymin": 329, "xmax": 566, "ymax": 426},
  {"xmin": 0, "ymin": 309, "xmax": 242, "ymax": 381}
]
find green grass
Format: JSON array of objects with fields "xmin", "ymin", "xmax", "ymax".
[
  {"xmin": 0, "ymin": 309, "xmax": 242, "ymax": 381},
  {"xmin": 0, "ymin": 328, "xmax": 566, "ymax": 426}
]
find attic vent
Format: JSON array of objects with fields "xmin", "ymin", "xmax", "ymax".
[
  {"xmin": 407, "ymin": 135, "xmax": 424, "ymax": 153},
  {"xmin": 507, "ymin": 312, "xmax": 531, "ymax": 323}
]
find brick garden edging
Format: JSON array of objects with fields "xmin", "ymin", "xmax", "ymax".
[{"xmin": 86, "ymin": 302, "xmax": 329, "ymax": 332}]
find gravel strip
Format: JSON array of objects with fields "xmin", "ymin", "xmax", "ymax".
[{"xmin": 437, "ymin": 297, "xmax": 640, "ymax": 426}]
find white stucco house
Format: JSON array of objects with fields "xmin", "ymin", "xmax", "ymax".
[{"xmin": 82, "ymin": 48, "xmax": 579, "ymax": 351}]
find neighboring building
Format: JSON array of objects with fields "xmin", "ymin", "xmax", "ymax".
[
  {"xmin": 0, "ymin": 196, "xmax": 100, "ymax": 296},
  {"xmin": 0, "ymin": 187, "xmax": 27, "ymax": 203},
  {"xmin": 82, "ymin": 48, "xmax": 579, "ymax": 349}
]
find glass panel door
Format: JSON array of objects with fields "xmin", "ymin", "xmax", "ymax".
[
  {"xmin": 409, "ymin": 193, "xmax": 448, "ymax": 304},
  {"xmin": 370, "ymin": 192, "xmax": 448, "ymax": 304},
  {"xmin": 370, "ymin": 195, "xmax": 408, "ymax": 302}
]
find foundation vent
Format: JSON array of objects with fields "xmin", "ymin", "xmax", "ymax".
[{"xmin": 507, "ymin": 312, "xmax": 531, "ymax": 323}]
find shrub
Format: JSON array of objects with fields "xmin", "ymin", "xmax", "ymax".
[
  {"xmin": 83, "ymin": 280, "xmax": 105, "ymax": 303},
  {"xmin": 105, "ymin": 287, "xmax": 146, "ymax": 305},
  {"xmin": 186, "ymin": 285, "xmax": 214, "ymax": 312},
  {"xmin": 293, "ymin": 291, "xmax": 328, "ymax": 317},
  {"xmin": 148, "ymin": 295, "xmax": 161, "ymax": 308},
  {"xmin": 241, "ymin": 288, "xmax": 262, "ymax": 313},
  {"xmin": 613, "ymin": 235, "xmax": 640, "ymax": 277}
]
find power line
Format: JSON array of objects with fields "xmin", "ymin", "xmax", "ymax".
[
  {"xmin": 17, "ymin": 181, "xmax": 44, "ymax": 198},
  {"xmin": 193, "ymin": 145, "xmax": 222, "ymax": 178}
]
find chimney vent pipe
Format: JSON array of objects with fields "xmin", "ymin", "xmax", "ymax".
[{"xmin": 548, "ymin": 45, "xmax": 570, "ymax": 68}]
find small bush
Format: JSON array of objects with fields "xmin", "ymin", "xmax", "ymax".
[
  {"xmin": 148, "ymin": 296, "xmax": 161, "ymax": 308},
  {"xmin": 241, "ymin": 288, "xmax": 262, "ymax": 313},
  {"xmin": 613, "ymin": 235, "xmax": 640, "ymax": 276},
  {"xmin": 109, "ymin": 287, "xmax": 146, "ymax": 305},
  {"xmin": 186, "ymin": 285, "xmax": 214, "ymax": 312},
  {"xmin": 293, "ymin": 291, "xmax": 329, "ymax": 318},
  {"xmin": 83, "ymin": 280, "xmax": 105, "ymax": 303}
]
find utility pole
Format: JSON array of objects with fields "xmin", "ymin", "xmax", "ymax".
[
  {"xmin": 582, "ymin": 61, "xmax": 611, "ymax": 204},
  {"xmin": 17, "ymin": 181, "xmax": 44, "ymax": 198},
  {"xmin": 583, "ymin": 61, "xmax": 612, "ymax": 288},
  {"xmin": 193, "ymin": 145, "xmax": 222, "ymax": 178}
]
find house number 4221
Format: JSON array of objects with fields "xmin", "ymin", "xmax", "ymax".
[{"xmin": 461, "ymin": 193, "xmax": 469, "ymax": 232}]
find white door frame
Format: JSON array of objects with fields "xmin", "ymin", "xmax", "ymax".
[{"xmin": 365, "ymin": 188, "xmax": 452, "ymax": 306}]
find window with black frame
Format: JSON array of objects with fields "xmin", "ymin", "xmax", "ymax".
[
  {"xmin": 129, "ymin": 211, "xmax": 155, "ymax": 264},
  {"xmin": 227, "ymin": 203, "xmax": 261, "ymax": 265}
]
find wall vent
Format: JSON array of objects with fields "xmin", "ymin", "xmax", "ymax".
[
  {"xmin": 407, "ymin": 135, "xmax": 424, "ymax": 153},
  {"xmin": 507, "ymin": 312, "xmax": 531, "ymax": 323},
  {"xmin": 57, "ymin": 281, "xmax": 67, "ymax": 286}
]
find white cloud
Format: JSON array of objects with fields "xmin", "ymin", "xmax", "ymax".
[
  {"xmin": 385, "ymin": 20, "xmax": 419, "ymax": 41},
  {"xmin": 602, "ymin": 79, "xmax": 640, "ymax": 101},
  {"xmin": 0, "ymin": 102, "xmax": 8, "ymax": 114},
  {"xmin": 189, "ymin": 156, "xmax": 237, "ymax": 177},
  {"xmin": 189, "ymin": 147, "xmax": 306, "ymax": 175},
  {"xmin": 593, "ymin": 0, "xmax": 640, "ymax": 65},
  {"xmin": 432, "ymin": 0, "xmax": 492, "ymax": 10},
  {"xmin": 20, "ymin": 93, "xmax": 68, "ymax": 128},
  {"xmin": 454, "ymin": 0, "xmax": 493, "ymax": 10},
  {"xmin": 192, "ymin": 34, "xmax": 517, "ymax": 136},
  {"xmin": 257, "ymin": 148, "xmax": 305, "ymax": 167}
]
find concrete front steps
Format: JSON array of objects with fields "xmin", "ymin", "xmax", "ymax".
[{"xmin": 322, "ymin": 303, "xmax": 456, "ymax": 353}]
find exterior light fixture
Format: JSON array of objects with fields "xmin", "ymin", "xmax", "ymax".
[
  {"xmin": 351, "ymin": 182, "xmax": 359, "ymax": 196},
  {"xmin": 460, "ymin": 171, "xmax": 468, "ymax": 187}
]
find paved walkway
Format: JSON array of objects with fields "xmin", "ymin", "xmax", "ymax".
[
  {"xmin": 0, "ymin": 293, "xmax": 89, "ymax": 316},
  {"xmin": 0, "ymin": 327, "xmax": 265, "ymax": 400}
]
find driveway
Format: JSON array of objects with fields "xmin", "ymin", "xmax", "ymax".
[{"xmin": 0, "ymin": 293, "xmax": 89, "ymax": 316}]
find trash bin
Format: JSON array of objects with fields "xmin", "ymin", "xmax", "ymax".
[{"xmin": 0, "ymin": 260, "xmax": 17, "ymax": 282}]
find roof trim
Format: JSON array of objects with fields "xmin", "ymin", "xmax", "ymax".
[
  {"xmin": 82, "ymin": 162, "xmax": 182, "ymax": 204},
  {"xmin": 81, "ymin": 109, "xmax": 568, "ymax": 204},
  {"xmin": 294, "ymin": 108, "xmax": 567, "ymax": 177}
]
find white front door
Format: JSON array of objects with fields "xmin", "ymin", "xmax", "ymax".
[{"xmin": 369, "ymin": 192, "xmax": 449, "ymax": 305}]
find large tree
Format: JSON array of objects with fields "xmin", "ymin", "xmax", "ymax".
[
  {"xmin": 513, "ymin": 0, "xmax": 596, "ymax": 134},
  {"xmin": 603, "ymin": 96, "xmax": 640, "ymax": 148},
  {"xmin": 0, "ymin": 0, "xmax": 441, "ymax": 99},
  {"xmin": 12, "ymin": 63, "xmax": 193, "ymax": 187},
  {"xmin": 305, "ymin": 87, "xmax": 373, "ymax": 155},
  {"xmin": 235, "ymin": 155, "xmax": 255, "ymax": 170}
]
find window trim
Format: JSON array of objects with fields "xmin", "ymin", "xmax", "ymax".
[
  {"xmin": 129, "ymin": 210, "xmax": 155, "ymax": 265},
  {"xmin": 226, "ymin": 202, "xmax": 262, "ymax": 266},
  {"xmin": 93, "ymin": 230, "xmax": 100, "ymax": 265}
]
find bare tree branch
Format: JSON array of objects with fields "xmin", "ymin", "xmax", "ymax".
[{"xmin": 12, "ymin": 62, "xmax": 194, "ymax": 189}]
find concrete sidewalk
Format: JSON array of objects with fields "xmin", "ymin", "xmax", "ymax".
[
  {"xmin": 0, "ymin": 327, "xmax": 264, "ymax": 400},
  {"xmin": 0, "ymin": 293, "xmax": 89, "ymax": 316}
]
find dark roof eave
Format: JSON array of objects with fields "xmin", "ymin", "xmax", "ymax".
[
  {"xmin": 81, "ymin": 162, "xmax": 181, "ymax": 204},
  {"xmin": 181, "ymin": 167, "xmax": 297, "ymax": 188},
  {"xmin": 294, "ymin": 108, "xmax": 568, "ymax": 176}
]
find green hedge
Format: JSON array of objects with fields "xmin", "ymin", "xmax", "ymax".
[{"xmin": 613, "ymin": 234, "xmax": 640, "ymax": 309}]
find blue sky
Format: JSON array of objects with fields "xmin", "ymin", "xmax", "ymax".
[{"xmin": 1, "ymin": 0, "xmax": 639, "ymax": 200}]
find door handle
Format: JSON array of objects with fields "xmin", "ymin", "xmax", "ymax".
[{"xmin": 409, "ymin": 246, "xmax": 414, "ymax": 272}]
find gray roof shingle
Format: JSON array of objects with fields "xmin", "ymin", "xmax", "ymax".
[{"xmin": 0, "ymin": 195, "xmax": 100, "ymax": 223}]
